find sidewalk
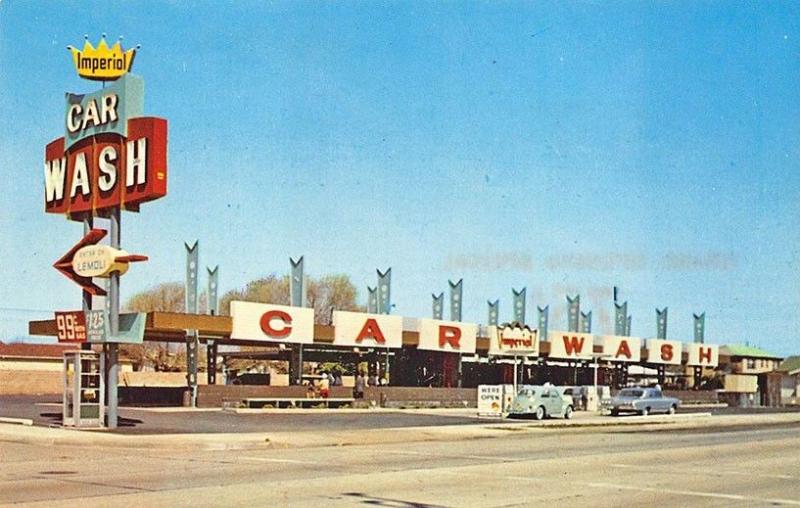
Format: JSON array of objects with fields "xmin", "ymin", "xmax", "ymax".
[{"xmin": 2, "ymin": 411, "xmax": 798, "ymax": 452}]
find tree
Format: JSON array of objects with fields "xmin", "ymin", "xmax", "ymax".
[
  {"xmin": 219, "ymin": 274, "xmax": 289, "ymax": 316},
  {"xmin": 219, "ymin": 273, "xmax": 364, "ymax": 323},
  {"xmin": 122, "ymin": 281, "xmax": 205, "ymax": 371},
  {"xmin": 124, "ymin": 281, "xmax": 185, "ymax": 313},
  {"xmin": 308, "ymin": 275, "xmax": 363, "ymax": 324}
]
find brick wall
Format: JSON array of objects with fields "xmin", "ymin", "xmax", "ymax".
[
  {"xmin": 197, "ymin": 384, "xmax": 478, "ymax": 408},
  {"xmin": 663, "ymin": 390, "xmax": 718, "ymax": 404},
  {"xmin": 363, "ymin": 387, "xmax": 477, "ymax": 408},
  {"xmin": 120, "ymin": 371, "xmax": 207, "ymax": 387},
  {"xmin": 0, "ymin": 370, "xmax": 62, "ymax": 395},
  {"xmin": 0, "ymin": 370, "xmax": 210, "ymax": 395}
]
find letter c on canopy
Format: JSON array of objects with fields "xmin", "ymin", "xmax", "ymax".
[{"xmin": 260, "ymin": 310, "xmax": 293, "ymax": 338}]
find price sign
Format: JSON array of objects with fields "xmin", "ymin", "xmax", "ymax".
[
  {"xmin": 85, "ymin": 310, "xmax": 109, "ymax": 343},
  {"xmin": 54, "ymin": 311, "xmax": 87, "ymax": 343}
]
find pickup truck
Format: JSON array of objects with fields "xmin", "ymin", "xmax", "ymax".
[{"xmin": 602, "ymin": 387, "xmax": 680, "ymax": 416}]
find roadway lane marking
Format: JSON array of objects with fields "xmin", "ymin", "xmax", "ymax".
[
  {"xmin": 609, "ymin": 462, "xmax": 796, "ymax": 480},
  {"xmin": 583, "ymin": 481, "xmax": 800, "ymax": 506},
  {"xmin": 237, "ymin": 457, "xmax": 319, "ymax": 465},
  {"xmin": 382, "ymin": 450, "xmax": 519, "ymax": 462}
]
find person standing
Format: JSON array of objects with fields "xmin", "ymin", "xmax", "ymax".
[
  {"xmin": 354, "ymin": 372, "xmax": 365, "ymax": 399},
  {"xmin": 319, "ymin": 372, "xmax": 330, "ymax": 399}
]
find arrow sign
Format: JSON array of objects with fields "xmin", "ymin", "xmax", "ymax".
[{"xmin": 53, "ymin": 228, "xmax": 147, "ymax": 295}]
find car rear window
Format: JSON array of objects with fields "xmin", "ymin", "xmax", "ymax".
[
  {"xmin": 518, "ymin": 389, "xmax": 536, "ymax": 397},
  {"xmin": 619, "ymin": 389, "xmax": 644, "ymax": 397}
]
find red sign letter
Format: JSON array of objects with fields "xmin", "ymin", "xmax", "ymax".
[
  {"xmin": 260, "ymin": 310, "xmax": 292, "ymax": 337},
  {"xmin": 660, "ymin": 344, "xmax": 673, "ymax": 362},
  {"xmin": 438, "ymin": 325, "xmax": 462, "ymax": 349},
  {"xmin": 356, "ymin": 318, "xmax": 386, "ymax": 344},
  {"xmin": 698, "ymin": 347, "xmax": 712, "ymax": 364},
  {"xmin": 563, "ymin": 335, "xmax": 585, "ymax": 356},
  {"xmin": 615, "ymin": 340, "xmax": 632, "ymax": 359}
]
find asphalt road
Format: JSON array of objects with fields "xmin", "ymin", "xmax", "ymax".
[{"xmin": 2, "ymin": 420, "xmax": 799, "ymax": 506}]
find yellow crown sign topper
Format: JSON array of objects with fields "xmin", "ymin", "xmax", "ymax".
[{"xmin": 67, "ymin": 34, "xmax": 138, "ymax": 81}]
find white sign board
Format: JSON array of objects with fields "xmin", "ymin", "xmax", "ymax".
[
  {"xmin": 548, "ymin": 331, "xmax": 594, "ymax": 360},
  {"xmin": 488, "ymin": 325, "xmax": 539, "ymax": 356},
  {"xmin": 332, "ymin": 311, "xmax": 403, "ymax": 348},
  {"xmin": 645, "ymin": 339, "xmax": 683, "ymax": 365},
  {"xmin": 230, "ymin": 301, "xmax": 314, "ymax": 344},
  {"xmin": 477, "ymin": 384, "xmax": 515, "ymax": 416},
  {"xmin": 600, "ymin": 335, "xmax": 641, "ymax": 362},
  {"xmin": 418, "ymin": 318, "xmax": 477, "ymax": 353},
  {"xmin": 686, "ymin": 343, "xmax": 719, "ymax": 367}
]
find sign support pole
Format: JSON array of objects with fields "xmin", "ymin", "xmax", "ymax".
[
  {"xmin": 513, "ymin": 355, "xmax": 518, "ymax": 394},
  {"xmin": 107, "ymin": 207, "xmax": 121, "ymax": 429},
  {"xmin": 81, "ymin": 217, "xmax": 93, "ymax": 352}
]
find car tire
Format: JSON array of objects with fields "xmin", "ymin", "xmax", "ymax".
[
  {"xmin": 640, "ymin": 407, "xmax": 650, "ymax": 416},
  {"xmin": 610, "ymin": 409, "xmax": 619, "ymax": 417},
  {"xmin": 534, "ymin": 406, "xmax": 545, "ymax": 421},
  {"xmin": 564, "ymin": 405, "xmax": 574, "ymax": 420},
  {"xmin": 668, "ymin": 404, "xmax": 676, "ymax": 415}
]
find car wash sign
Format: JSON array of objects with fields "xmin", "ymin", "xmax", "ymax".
[
  {"xmin": 332, "ymin": 311, "xmax": 403, "ymax": 348},
  {"xmin": 548, "ymin": 331, "xmax": 594, "ymax": 360},
  {"xmin": 600, "ymin": 335, "xmax": 642, "ymax": 362},
  {"xmin": 44, "ymin": 54, "xmax": 167, "ymax": 220},
  {"xmin": 418, "ymin": 318, "xmax": 478, "ymax": 354},
  {"xmin": 230, "ymin": 301, "xmax": 315, "ymax": 344}
]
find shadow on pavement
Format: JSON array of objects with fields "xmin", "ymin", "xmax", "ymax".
[{"xmin": 38, "ymin": 411, "xmax": 143, "ymax": 428}]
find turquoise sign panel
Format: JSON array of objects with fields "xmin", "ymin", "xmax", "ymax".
[
  {"xmin": 432, "ymin": 292, "xmax": 444, "ymax": 320},
  {"xmin": 449, "ymin": 279, "xmax": 463, "ymax": 322},
  {"xmin": 512, "ymin": 288, "xmax": 526, "ymax": 324},
  {"xmin": 115, "ymin": 313, "xmax": 146, "ymax": 344},
  {"xmin": 657, "ymin": 307, "xmax": 668, "ymax": 339},
  {"xmin": 567, "ymin": 295, "xmax": 580, "ymax": 332},
  {"xmin": 694, "ymin": 312, "xmax": 705, "ymax": 343},
  {"xmin": 86, "ymin": 310, "xmax": 109, "ymax": 343},
  {"xmin": 185, "ymin": 241, "xmax": 199, "ymax": 314},
  {"xmin": 537, "ymin": 305, "xmax": 549, "ymax": 342},
  {"xmin": 487, "ymin": 299, "xmax": 499, "ymax": 326},
  {"xmin": 290, "ymin": 257, "xmax": 305, "ymax": 307},
  {"xmin": 86, "ymin": 311, "xmax": 144, "ymax": 344},
  {"xmin": 64, "ymin": 73, "xmax": 144, "ymax": 149}
]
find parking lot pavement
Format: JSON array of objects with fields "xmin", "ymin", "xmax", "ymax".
[
  {"xmin": 0, "ymin": 395, "xmax": 514, "ymax": 434},
  {"xmin": 2, "ymin": 395, "xmax": 799, "ymax": 439}
]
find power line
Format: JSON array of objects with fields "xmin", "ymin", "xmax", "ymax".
[{"xmin": 0, "ymin": 307, "xmax": 54, "ymax": 313}]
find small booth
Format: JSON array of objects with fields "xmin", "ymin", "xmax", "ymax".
[{"xmin": 63, "ymin": 350, "xmax": 105, "ymax": 427}]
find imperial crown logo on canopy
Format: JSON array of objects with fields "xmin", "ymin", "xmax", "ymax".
[{"xmin": 44, "ymin": 35, "xmax": 167, "ymax": 221}]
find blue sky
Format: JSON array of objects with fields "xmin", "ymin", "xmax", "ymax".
[{"xmin": 1, "ymin": 1, "xmax": 799, "ymax": 355}]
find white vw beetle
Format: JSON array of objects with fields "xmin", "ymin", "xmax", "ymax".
[{"xmin": 507, "ymin": 384, "xmax": 575, "ymax": 420}]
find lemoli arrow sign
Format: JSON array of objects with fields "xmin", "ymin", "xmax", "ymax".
[{"xmin": 53, "ymin": 228, "xmax": 147, "ymax": 295}]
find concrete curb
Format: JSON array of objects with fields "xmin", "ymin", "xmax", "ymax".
[
  {"xmin": 0, "ymin": 417, "xmax": 33, "ymax": 426},
  {"xmin": 226, "ymin": 407, "xmax": 482, "ymax": 417},
  {"xmin": 515, "ymin": 412, "xmax": 713, "ymax": 429}
]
